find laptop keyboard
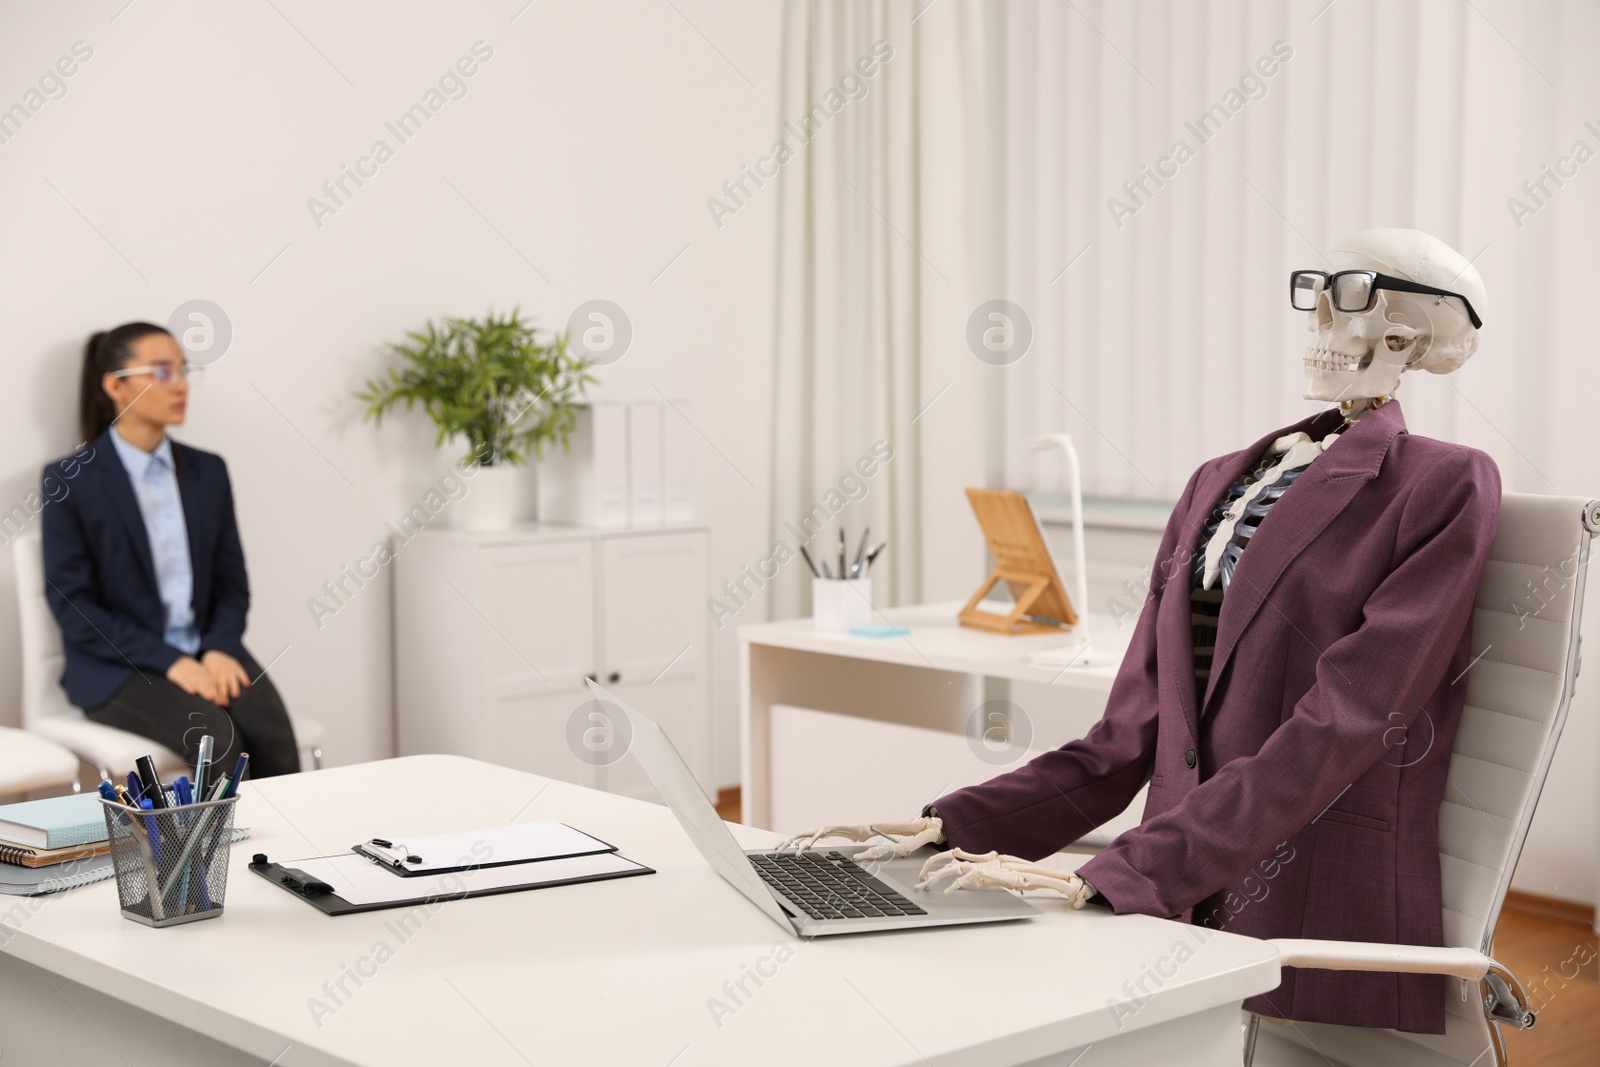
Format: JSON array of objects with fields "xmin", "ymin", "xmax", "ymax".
[{"xmin": 750, "ymin": 850, "xmax": 927, "ymax": 920}]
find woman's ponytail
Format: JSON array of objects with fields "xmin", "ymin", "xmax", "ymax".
[{"xmin": 78, "ymin": 322, "xmax": 171, "ymax": 444}]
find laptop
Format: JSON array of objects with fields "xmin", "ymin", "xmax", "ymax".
[{"xmin": 583, "ymin": 678, "xmax": 1040, "ymax": 936}]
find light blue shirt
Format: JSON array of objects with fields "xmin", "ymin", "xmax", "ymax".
[{"xmin": 109, "ymin": 428, "xmax": 200, "ymax": 655}]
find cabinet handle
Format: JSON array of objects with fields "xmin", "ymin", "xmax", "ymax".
[{"xmin": 607, "ymin": 671, "xmax": 621, "ymax": 683}]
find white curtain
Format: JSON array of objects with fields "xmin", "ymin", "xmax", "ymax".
[
  {"xmin": 771, "ymin": 0, "xmax": 1600, "ymax": 575},
  {"xmin": 769, "ymin": 0, "xmax": 1004, "ymax": 617},
  {"xmin": 995, "ymin": 0, "xmax": 1599, "ymax": 504}
]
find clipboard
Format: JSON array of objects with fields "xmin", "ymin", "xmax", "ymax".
[
  {"xmin": 350, "ymin": 822, "xmax": 619, "ymax": 877},
  {"xmin": 249, "ymin": 850, "xmax": 655, "ymax": 916}
]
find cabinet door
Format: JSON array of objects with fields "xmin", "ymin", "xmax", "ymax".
[
  {"xmin": 474, "ymin": 540, "xmax": 600, "ymax": 788},
  {"xmin": 598, "ymin": 531, "xmax": 711, "ymax": 798}
]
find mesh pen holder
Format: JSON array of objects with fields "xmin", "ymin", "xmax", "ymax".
[{"xmin": 100, "ymin": 794, "xmax": 239, "ymax": 927}]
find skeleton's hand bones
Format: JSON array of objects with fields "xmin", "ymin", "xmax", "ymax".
[
  {"xmin": 774, "ymin": 817, "xmax": 945, "ymax": 860},
  {"xmin": 918, "ymin": 848, "xmax": 1098, "ymax": 909}
]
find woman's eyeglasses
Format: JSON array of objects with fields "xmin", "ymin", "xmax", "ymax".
[
  {"xmin": 1289, "ymin": 269, "xmax": 1483, "ymax": 330},
  {"xmin": 109, "ymin": 363, "xmax": 202, "ymax": 386}
]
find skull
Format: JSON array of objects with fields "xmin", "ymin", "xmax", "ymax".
[{"xmin": 1301, "ymin": 228, "xmax": 1487, "ymax": 405}]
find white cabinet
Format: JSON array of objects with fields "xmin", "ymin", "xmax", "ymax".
[{"xmin": 396, "ymin": 523, "xmax": 712, "ymax": 797}]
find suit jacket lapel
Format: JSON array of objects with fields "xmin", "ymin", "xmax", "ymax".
[
  {"xmin": 172, "ymin": 442, "xmax": 207, "ymax": 613},
  {"xmin": 1198, "ymin": 399, "xmax": 1409, "ymax": 719},
  {"xmin": 95, "ymin": 429, "xmax": 160, "ymax": 596},
  {"xmin": 1158, "ymin": 413, "xmax": 1324, "ymax": 744}
]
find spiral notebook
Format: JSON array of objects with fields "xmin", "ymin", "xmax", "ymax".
[
  {"xmin": 0, "ymin": 839, "xmax": 108, "ymax": 869},
  {"xmin": 0, "ymin": 828, "xmax": 252, "ymax": 896}
]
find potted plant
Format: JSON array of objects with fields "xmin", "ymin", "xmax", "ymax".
[{"xmin": 359, "ymin": 308, "xmax": 597, "ymax": 530}]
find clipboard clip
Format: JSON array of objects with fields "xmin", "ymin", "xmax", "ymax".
[
  {"xmin": 251, "ymin": 854, "xmax": 333, "ymax": 895},
  {"xmin": 357, "ymin": 838, "xmax": 423, "ymax": 869}
]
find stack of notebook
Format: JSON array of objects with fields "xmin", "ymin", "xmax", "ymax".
[{"xmin": 0, "ymin": 793, "xmax": 116, "ymax": 896}]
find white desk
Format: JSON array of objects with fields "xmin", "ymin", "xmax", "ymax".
[
  {"xmin": 739, "ymin": 601, "xmax": 1133, "ymax": 830},
  {"xmin": 0, "ymin": 756, "xmax": 1278, "ymax": 1066}
]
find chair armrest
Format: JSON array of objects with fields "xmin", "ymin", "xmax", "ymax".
[
  {"xmin": 1270, "ymin": 938, "xmax": 1537, "ymax": 1030},
  {"xmin": 1270, "ymin": 938, "xmax": 1490, "ymax": 978}
]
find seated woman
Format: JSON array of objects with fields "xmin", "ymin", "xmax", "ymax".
[{"xmin": 41, "ymin": 322, "xmax": 300, "ymax": 778}]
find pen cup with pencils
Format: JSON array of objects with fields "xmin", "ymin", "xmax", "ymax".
[
  {"xmin": 813, "ymin": 576, "xmax": 872, "ymax": 631},
  {"xmin": 802, "ymin": 527, "xmax": 884, "ymax": 631},
  {"xmin": 100, "ymin": 794, "xmax": 239, "ymax": 927}
]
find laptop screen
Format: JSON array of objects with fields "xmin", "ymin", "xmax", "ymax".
[{"xmin": 583, "ymin": 679, "xmax": 793, "ymax": 931}]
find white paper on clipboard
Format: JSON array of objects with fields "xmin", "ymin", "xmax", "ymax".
[
  {"xmin": 352, "ymin": 821, "xmax": 618, "ymax": 875},
  {"xmin": 287, "ymin": 851, "xmax": 647, "ymax": 906}
]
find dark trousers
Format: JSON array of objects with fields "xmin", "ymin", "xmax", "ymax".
[{"xmin": 85, "ymin": 654, "xmax": 301, "ymax": 778}]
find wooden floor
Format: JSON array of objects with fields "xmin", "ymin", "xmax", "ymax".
[
  {"xmin": 715, "ymin": 787, "xmax": 1599, "ymax": 1065},
  {"xmin": 1491, "ymin": 894, "xmax": 1599, "ymax": 1066}
]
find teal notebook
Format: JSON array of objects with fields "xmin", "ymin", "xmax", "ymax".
[{"xmin": 0, "ymin": 793, "xmax": 108, "ymax": 850}]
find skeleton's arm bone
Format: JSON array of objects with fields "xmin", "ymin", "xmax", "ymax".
[
  {"xmin": 918, "ymin": 848, "xmax": 1099, "ymax": 908},
  {"xmin": 774, "ymin": 816, "xmax": 945, "ymax": 858}
]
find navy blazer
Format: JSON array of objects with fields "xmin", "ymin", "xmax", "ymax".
[{"xmin": 41, "ymin": 429, "xmax": 252, "ymax": 709}]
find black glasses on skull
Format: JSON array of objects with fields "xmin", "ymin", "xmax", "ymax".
[{"xmin": 1289, "ymin": 269, "xmax": 1483, "ymax": 330}]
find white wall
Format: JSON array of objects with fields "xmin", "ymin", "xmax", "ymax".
[{"xmin": 0, "ymin": 0, "xmax": 781, "ymax": 788}]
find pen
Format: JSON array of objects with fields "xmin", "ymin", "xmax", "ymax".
[
  {"xmin": 193, "ymin": 735, "xmax": 213, "ymax": 802},
  {"xmin": 837, "ymin": 529, "xmax": 846, "ymax": 582},
  {"xmin": 862, "ymin": 541, "xmax": 886, "ymax": 572},
  {"xmin": 128, "ymin": 801, "xmax": 166, "ymax": 923},
  {"xmin": 139, "ymin": 798, "xmax": 165, "ymax": 866},
  {"xmin": 114, "ymin": 783, "xmax": 138, "ymax": 809},
  {"xmin": 223, "ymin": 752, "xmax": 249, "ymax": 798},
  {"xmin": 205, "ymin": 773, "xmax": 232, "ymax": 803},
  {"xmin": 821, "ymin": 560, "xmax": 832, "ymax": 580},
  {"xmin": 126, "ymin": 771, "xmax": 145, "ymax": 805},
  {"xmin": 97, "ymin": 780, "xmax": 117, "ymax": 802},
  {"xmin": 851, "ymin": 526, "xmax": 870, "ymax": 578},
  {"xmin": 173, "ymin": 777, "xmax": 193, "ymax": 807},
  {"xmin": 136, "ymin": 755, "xmax": 168, "ymax": 809},
  {"xmin": 797, "ymin": 544, "xmax": 821, "ymax": 579}
]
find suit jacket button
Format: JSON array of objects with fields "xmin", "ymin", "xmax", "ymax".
[{"xmin": 1184, "ymin": 748, "xmax": 1197, "ymax": 769}]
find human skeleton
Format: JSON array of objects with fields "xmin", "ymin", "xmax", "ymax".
[{"xmin": 777, "ymin": 229, "xmax": 1488, "ymax": 905}]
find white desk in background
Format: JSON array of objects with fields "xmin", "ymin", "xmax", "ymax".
[
  {"xmin": 739, "ymin": 601, "xmax": 1137, "ymax": 835},
  {"xmin": 0, "ymin": 755, "xmax": 1278, "ymax": 1066}
]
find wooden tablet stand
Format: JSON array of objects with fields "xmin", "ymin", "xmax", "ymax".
[{"xmin": 958, "ymin": 487, "xmax": 1078, "ymax": 635}]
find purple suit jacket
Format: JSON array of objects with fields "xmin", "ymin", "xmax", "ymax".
[{"xmin": 927, "ymin": 399, "xmax": 1500, "ymax": 1034}]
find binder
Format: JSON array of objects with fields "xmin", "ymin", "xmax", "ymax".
[
  {"xmin": 627, "ymin": 401, "xmax": 663, "ymax": 526},
  {"xmin": 661, "ymin": 397, "xmax": 695, "ymax": 524},
  {"xmin": 537, "ymin": 402, "xmax": 629, "ymax": 527},
  {"xmin": 250, "ymin": 850, "xmax": 654, "ymax": 915}
]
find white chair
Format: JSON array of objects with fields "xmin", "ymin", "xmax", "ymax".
[
  {"xmin": 1239, "ymin": 491, "xmax": 1598, "ymax": 1066},
  {"xmin": 12, "ymin": 528, "xmax": 324, "ymax": 779},
  {"xmin": 1062, "ymin": 492, "xmax": 1597, "ymax": 1067},
  {"xmin": 0, "ymin": 726, "xmax": 80, "ymax": 797}
]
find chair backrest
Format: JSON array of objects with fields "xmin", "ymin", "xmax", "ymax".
[
  {"xmin": 1275, "ymin": 492, "xmax": 1599, "ymax": 1067},
  {"xmin": 1443, "ymin": 492, "xmax": 1596, "ymax": 956},
  {"xmin": 11, "ymin": 527, "xmax": 82, "ymax": 726}
]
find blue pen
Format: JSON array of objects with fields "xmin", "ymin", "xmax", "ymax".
[
  {"xmin": 126, "ymin": 770, "xmax": 144, "ymax": 805},
  {"xmin": 170, "ymin": 777, "xmax": 195, "ymax": 909},
  {"xmin": 223, "ymin": 753, "xmax": 249, "ymax": 798},
  {"xmin": 97, "ymin": 780, "xmax": 117, "ymax": 802}
]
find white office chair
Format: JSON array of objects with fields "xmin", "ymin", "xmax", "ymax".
[
  {"xmin": 1240, "ymin": 491, "xmax": 1598, "ymax": 1067},
  {"xmin": 12, "ymin": 528, "xmax": 324, "ymax": 779},
  {"xmin": 1064, "ymin": 492, "xmax": 1596, "ymax": 1067},
  {"xmin": 0, "ymin": 726, "xmax": 81, "ymax": 797}
]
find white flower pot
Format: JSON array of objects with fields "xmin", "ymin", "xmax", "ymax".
[{"xmin": 456, "ymin": 464, "xmax": 522, "ymax": 531}]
